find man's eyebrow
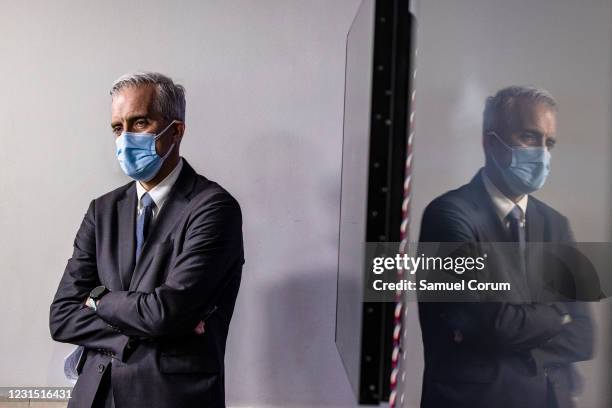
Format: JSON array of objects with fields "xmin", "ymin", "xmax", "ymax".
[
  {"xmin": 126, "ymin": 114, "xmax": 149, "ymax": 121},
  {"xmin": 110, "ymin": 114, "xmax": 150, "ymax": 127},
  {"xmin": 521, "ymin": 128, "xmax": 544, "ymax": 137}
]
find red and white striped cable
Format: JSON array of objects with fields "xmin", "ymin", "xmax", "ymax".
[{"xmin": 389, "ymin": 66, "xmax": 416, "ymax": 408}]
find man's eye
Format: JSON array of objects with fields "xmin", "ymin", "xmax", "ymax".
[
  {"xmin": 520, "ymin": 134, "xmax": 540, "ymax": 146},
  {"xmin": 135, "ymin": 120, "xmax": 147, "ymax": 127},
  {"xmin": 112, "ymin": 127, "xmax": 122, "ymax": 135}
]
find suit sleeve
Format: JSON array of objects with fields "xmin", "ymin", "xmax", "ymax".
[
  {"xmin": 530, "ymin": 301, "xmax": 594, "ymax": 368},
  {"xmin": 49, "ymin": 200, "xmax": 132, "ymax": 361},
  {"xmin": 419, "ymin": 200, "xmax": 567, "ymax": 350},
  {"xmin": 530, "ymin": 216, "xmax": 595, "ymax": 367},
  {"xmin": 95, "ymin": 193, "xmax": 243, "ymax": 338}
]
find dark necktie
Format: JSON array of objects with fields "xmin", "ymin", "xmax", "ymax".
[
  {"xmin": 506, "ymin": 205, "xmax": 527, "ymax": 280},
  {"xmin": 136, "ymin": 192, "xmax": 155, "ymax": 260}
]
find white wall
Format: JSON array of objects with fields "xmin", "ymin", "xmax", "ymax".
[
  {"xmin": 0, "ymin": 1, "xmax": 363, "ymax": 406},
  {"xmin": 403, "ymin": 0, "xmax": 612, "ymax": 407}
]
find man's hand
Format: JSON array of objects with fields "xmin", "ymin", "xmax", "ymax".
[{"xmin": 193, "ymin": 320, "xmax": 205, "ymax": 335}]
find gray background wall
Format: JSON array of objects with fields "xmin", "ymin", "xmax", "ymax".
[{"xmin": 0, "ymin": 0, "xmax": 609, "ymax": 407}]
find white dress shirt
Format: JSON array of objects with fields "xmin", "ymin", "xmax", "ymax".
[
  {"xmin": 481, "ymin": 167, "xmax": 528, "ymax": 228},
  {"xmin": 135, "ymin": 157, "xmax": 184, "ymax": 223}
]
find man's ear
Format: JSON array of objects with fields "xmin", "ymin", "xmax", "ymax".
[
  {"xmin": 482, "ymin": 131, "xmax": 491, "ymax": 154},
  {"xmin": 174, "ymin": 122, "xmax": 186, "ymax": 141},
  {"xmin": 482, "ymin": 131, "xmax": 498, "ymax": 165}
]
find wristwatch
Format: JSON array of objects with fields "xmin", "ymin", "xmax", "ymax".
[
  {"xmin": 88, "ymin": 285, "xmax": 109, "ymax": 311},
  {"xmin": 549, "ymin": 303, "xmax": 572, "ymax": 325}
]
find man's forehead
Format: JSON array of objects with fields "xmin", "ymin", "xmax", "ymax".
[
  {"xmin": 111, "ymin": 85, "xmax": 157, "ymax": 118},
  {"xmin": 511, "ymin": 100, "xmax": 557, "ymax": 132}
]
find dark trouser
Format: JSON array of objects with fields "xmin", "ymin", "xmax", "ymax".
[
  {"xmin": 547, "ymin": 377, "xmax": 563, "ymax": 408},
  {"xmin": 92, "ymin": 362, "xmax": 115, "ymax": 408}
]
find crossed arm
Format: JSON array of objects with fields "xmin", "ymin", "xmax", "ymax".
[
  {"xmin": 49, "ymin": 194, "xmax": 243, "ymax": 360},
  {"xmin": 418, "ymin": 201, "xmax": 594, "ymax": 362},
  {"xmin": 95, "ymin": 195, "xmax": 243, "ymax": 337},
  {"xmin": 49, "ymin": 200, "xmax": 132, "ymax": 360}
]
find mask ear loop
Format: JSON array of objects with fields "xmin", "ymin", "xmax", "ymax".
[
  {"xmin": 154, "ymin": 120, "xmax": 178, "ymax": 141},
  {"xmin": 487, "ymin": 131, "xmax": 513, "ymax": 170},
  {"xmin": 160, "ymin": 142, "xmax": 176, "ymax": 161},
  {"xmin": 488, "ymin": 131, "xmax": 513, "ymax": 152},
  {"xmin": 155, "ymin": 120, "xmax": 179, "ymax": 160}
]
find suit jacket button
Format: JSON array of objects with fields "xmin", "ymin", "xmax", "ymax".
[{"xmin": 98, "ymin": 364, "xmax": 105, "ymax": 373}]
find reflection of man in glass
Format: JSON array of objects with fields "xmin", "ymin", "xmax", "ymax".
[{"xmin": 418, "ymin": 86, "xmax": 594, "ymax": 408}]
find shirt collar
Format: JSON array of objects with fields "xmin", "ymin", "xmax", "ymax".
[
  {"xmin": 481, "ymin": 167, "xmax": 528, "ymax": 223},
  {"xmin": 136, "ymin": 157, "xmax": 184, "ymax": 211}
]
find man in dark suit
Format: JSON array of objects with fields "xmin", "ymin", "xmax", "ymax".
[
  {"xmin": 49, "ymin": 72, "xmax": 244, "ymax": 407},
  {"xmin": 417, "ymin": 86, "xmax": 594, "ymax": 408}
]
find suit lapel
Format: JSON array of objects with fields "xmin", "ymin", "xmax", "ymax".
[
  {"xmin": 128, "ymin": 159, "xmax": 199, "ymax": 290},
  {"xmin": 117, "ymin": 183, "xmax": 137, "ymax": 291},
  {"xmin": 468, "ymin": 170, "xmax": 511, "ymax": 241},
  {"xmin": 525, "ymin": 199, "xmax": 544, "ymax": 242}
]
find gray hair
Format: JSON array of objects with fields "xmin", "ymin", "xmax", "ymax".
[
  {"xmin": 110, "ymin": 71, "xmax": 186, "ymax": 121},
  {"xmin": 483, "ymin": 85, "xmax": 557, "ymax": 134}
]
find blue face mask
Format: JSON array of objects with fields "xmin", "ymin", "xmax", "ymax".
[
  {"xmin": 115, "ymin": 120, "xmax": 177, "ymax": 182},
  {"xmin": 489, "ymin": 131, "xmax": 551, "ymax": 195}
]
